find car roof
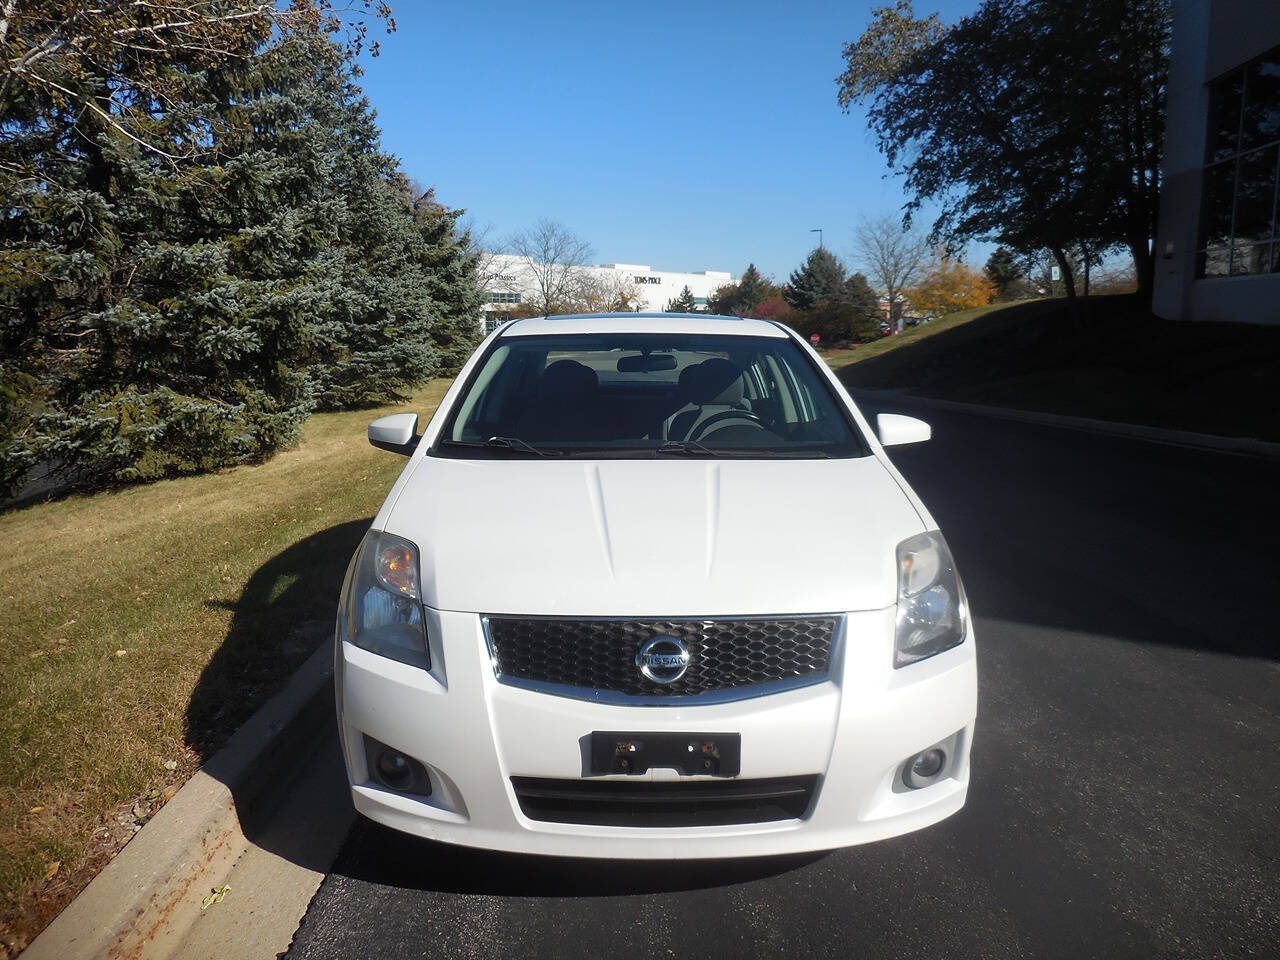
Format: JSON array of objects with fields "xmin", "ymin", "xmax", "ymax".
[{"xmin": 498, "ymin": 312, "xmax": 789, "ymax": 338}]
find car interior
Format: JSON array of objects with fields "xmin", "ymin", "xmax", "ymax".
[{"xmin": 445, "ymin": 334, "xmax": 858, "ymax": 452}]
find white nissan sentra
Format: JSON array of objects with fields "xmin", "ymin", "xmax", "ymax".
[{"xmin": 336, "ymin": 312, "xmax": 977, "ymax": 858}]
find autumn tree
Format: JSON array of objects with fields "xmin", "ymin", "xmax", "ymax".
[
  {"xmin": 908, "ymin": 251, "xmax": 996, "ymax": 315},
  {"xmin": 568, "ymin": 271, "xmax": 643, "ymax": 313}
]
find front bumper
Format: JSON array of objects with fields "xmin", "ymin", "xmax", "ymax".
[{"xmin": 336, "ymin": 607, "xmax": 977, "ymax": 858}]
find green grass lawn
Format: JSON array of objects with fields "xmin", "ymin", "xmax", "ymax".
[
  {"xmin": 0, "ymin": 381, "xmax": 451, "ymax": 955},
  {"xmin": 830, "ymin": 296, "xmax": 1280, "ymax": 443}
]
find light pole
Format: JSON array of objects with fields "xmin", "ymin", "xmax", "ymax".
[{"xmin": 810, "ymin": 228, "xmax": 823, "ymax": 249}]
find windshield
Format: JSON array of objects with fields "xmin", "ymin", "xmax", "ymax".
[{"xmin": 435, "ymin": 332, "xmax": 867, "ymax": 458}]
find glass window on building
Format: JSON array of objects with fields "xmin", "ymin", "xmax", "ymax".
[{"xmin": 1198, "ymin": 46, "xmax": 1280, "ymax": 277}]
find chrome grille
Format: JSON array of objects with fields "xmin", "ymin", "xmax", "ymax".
[{"xmin": 484, "ymin": 616, "xmax": 838, "ymax": 701}]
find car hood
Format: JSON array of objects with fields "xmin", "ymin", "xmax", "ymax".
[{"xmin": 386, "ymin": 455, "xmax": 924, "ymax": 617}]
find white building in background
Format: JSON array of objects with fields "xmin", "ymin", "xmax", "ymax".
[{"xmin": 480, "ymin": 255, "xmax": 734, "ymax": 333}]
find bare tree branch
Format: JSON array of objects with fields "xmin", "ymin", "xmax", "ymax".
[
  {"xmin": 853, "ymin": 213, "xmax": 929, "ymax": 331},
  {"xmin": 505, "ymin": 219, "xmax": 594, "ymax": 316}
]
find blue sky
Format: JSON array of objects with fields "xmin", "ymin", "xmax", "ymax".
[{"xmin": 357, "ymin": 0, "xmax": 985, "ymax": 281}]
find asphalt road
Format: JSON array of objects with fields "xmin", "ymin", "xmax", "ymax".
[{"xmin": 285, "ymin": 403, "xmax": 1280, "ymax": 960}]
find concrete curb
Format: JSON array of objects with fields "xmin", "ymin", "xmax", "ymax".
[
  {"xmin": 23, "ymin": 644, "xmax": 336, "ymax": 960},
  {"xmin": 852, "ymin": 389, "xmax": 1280, "ymax": 459}
]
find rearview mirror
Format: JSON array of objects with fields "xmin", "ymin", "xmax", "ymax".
[
  {"xmin": 876, "ymin": 413, "xmax": 931, "ymax": 447},
  {"xmin": 368, "ymin": 413, "xmax": 419, "ymax": 455},
  {"xmin": 617, "ymin": 353, "xmax": 677, "ymax": 373}
]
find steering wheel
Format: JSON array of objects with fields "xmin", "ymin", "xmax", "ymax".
[{"xmin": 689, "ymin": 409, "xmax": 768, "ymax": 442}]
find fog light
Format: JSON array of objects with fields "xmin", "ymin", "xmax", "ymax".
[
  {"xmin": 363, "ymin": 735, "xmax": 431, "ymax": 797},
  {"xmin": 376, "ymin": 751, "xmax": 413, "ymax": 789},
  {"xmin": 903, "ymin": 748, "xmax": 947, "ymax": 789}
]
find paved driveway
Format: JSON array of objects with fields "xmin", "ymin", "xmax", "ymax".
[{"xmin": 286, "ymin": 402, "xmax": 1280, "ymax": 959}]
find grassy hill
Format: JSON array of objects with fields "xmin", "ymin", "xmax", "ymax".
[{"xmin": 831, "ymin": 296, "xmax": 1280, "ymax": 443}]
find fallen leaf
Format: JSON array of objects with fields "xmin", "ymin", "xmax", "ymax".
[
  {"xmin": 201, "ymin": 884, "xmax": 230, "ymax": 909},
  {"xmin": 43, "ymin": 861, "xmax": 60, "ymax": 882},
  {"xmin": 28, "ymin": 806, "xmax": 44, "ymax": 815},
  {"xmin": 163, "ymin": 759, "xmax": 178, "ymax": 771},
  {"xmin": 114, "ymin": 649, "xmax": 127, "ymax": 657}
]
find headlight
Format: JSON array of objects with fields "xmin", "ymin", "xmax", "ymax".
[
  {"xmin": 894, "ymin": 530, "xmax": 967, "ymax": 667},
  {"xmin": 340, "ymin": 530, "xmax": 430, "ymax": 669}
]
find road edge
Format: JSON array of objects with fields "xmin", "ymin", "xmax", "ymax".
[
  {"xmin": 22, "ymin": 643, "xmax": 336, "ymax": 960},
  {"xmin": 853, "ymin": 389, "xmax": 1280, "ymax": 458}
]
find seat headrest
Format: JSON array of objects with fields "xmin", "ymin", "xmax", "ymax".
[
  {"xmin": 540, "ymin": 359, "xmax": 599, "ymax": 399},
  {"xmin": 679, "ymin": 357, "xmax": 744, "ymax": 404}
]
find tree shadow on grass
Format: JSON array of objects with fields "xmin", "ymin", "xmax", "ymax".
[{"xmin": 185, "ymin": 518, "xmax": 370, "ymax": 761}]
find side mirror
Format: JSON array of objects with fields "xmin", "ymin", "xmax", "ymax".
[
  {"xmin": 876, "ymin": 413, "xmax": 931, "ymax": 447},
  {"xmin": 368, "ymin": 413, "xmax": 420, "ymax": 456}
]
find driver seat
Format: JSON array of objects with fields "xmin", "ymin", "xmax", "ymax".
[{"xmin": 667, "ymin": 358, "xmax": 752, "ymax": 441}]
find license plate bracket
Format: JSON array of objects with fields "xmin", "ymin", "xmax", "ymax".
[{"xmin": 589, "ymin": 731, "xmax": 741, "ymax": 777}]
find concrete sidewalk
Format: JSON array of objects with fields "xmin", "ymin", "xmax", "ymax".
[{"xmin": 23, "ymin": 645, "xmax": 346, "ymax": 960}]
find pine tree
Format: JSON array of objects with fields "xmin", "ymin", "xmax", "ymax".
[
  {"xmin": 0, "ymin": 25, "xmax": 483, "ymax": 497},
  {"xmin": 736, "ymin": 264, "xmax": 771, "ymax": 314},
  {"xmin": 411, "ymin": 188, "xmax": 484, "ymax": 376},
  {"xmin": 984, "ymin": 247, "xmax": 1023, "ymax": 298},
  {"xmin": 0, "ymin": 18, "xmax": 318, "ymax": 495},
  {"xmin": 276, "ymin": 42, "xmax": 481, "ymax": 407},
  {"xmin": 667, "ymin": 285, "xmax": 697, "ymax": 312},
  {"xmin": 297, "ymin": 49, "xmax": 450, "ymax": 408},
  {"xmin": 845, "ymin": 272, "xmax": 884, "ymax": 341},
  {"xmin": 785, "ymin": 248, "xmax": 848, "ymax": 311}
]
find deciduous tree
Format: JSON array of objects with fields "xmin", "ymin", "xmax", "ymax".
[
  {"xmin": 836, "ymin": 0, "xmax": 1170, "ymax": 301},
  {"xmin": 506, "ymin": 220, "xmax": 594, "ymax": 316},
  {"xmin": 853, "ymin": 213, "xmax": 928, "ymax": 331},
  {"xmin": 909, "ymin": 251, "xmax": 996, "ymax": 315}
]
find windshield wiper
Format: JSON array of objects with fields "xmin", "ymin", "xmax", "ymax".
[
  {"xmin": 439, "ymin": 437, "xmax": 564, "ymax": 457},
  {"xmin": 485, "ymin": 436, "xmax": 564, "ymax": 457},
  {"xmin": 655, "ymin": 440, "xmax": 723, "ymax": 457},
  {"xmin": 655, "ymin": 441, "xmax": 829, "ymax": 459}
]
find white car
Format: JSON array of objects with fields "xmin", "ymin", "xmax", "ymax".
[{"xmin": 336, "ymin": 312, "xmax": 976, "ymax": 858}]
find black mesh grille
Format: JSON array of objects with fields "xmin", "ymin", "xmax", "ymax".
[
  {"xmin": 511, "ymin": 776, "xmax": 820, "ymax": 826},
  {"xmin": 485, "ymin": 617, "xmax": 837, "ymax": 699}
]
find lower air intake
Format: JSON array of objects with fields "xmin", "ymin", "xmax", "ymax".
[{"xmin": 510, "ymin": 775, "xmax": 820, "ymax": 827}]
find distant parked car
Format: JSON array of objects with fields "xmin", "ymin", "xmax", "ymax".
[{"xmin": 339, "ymin": 311, "xmax": 977, "ymax": 859}]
